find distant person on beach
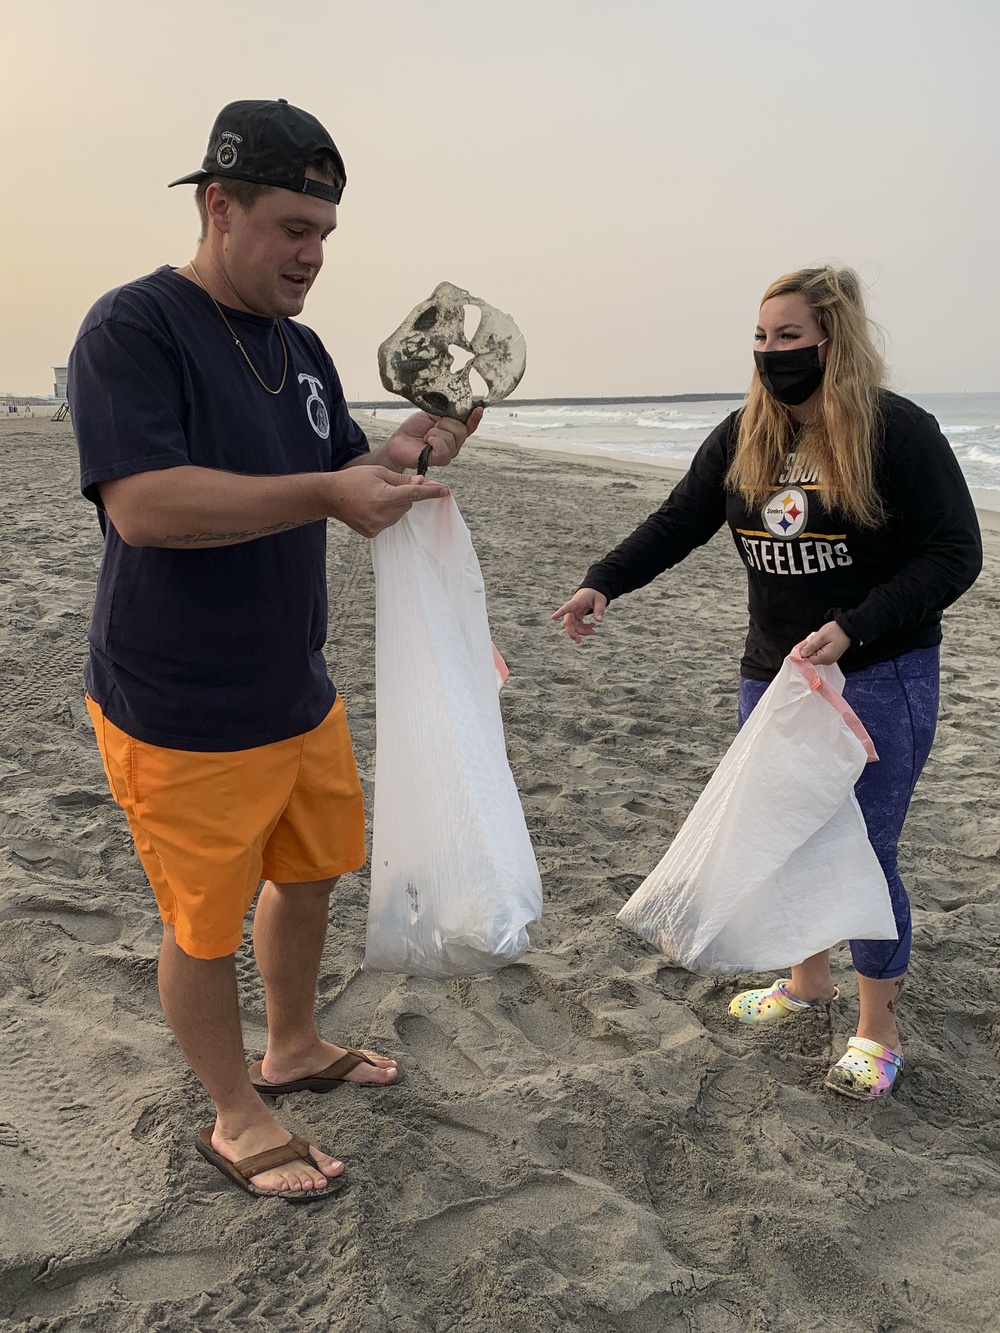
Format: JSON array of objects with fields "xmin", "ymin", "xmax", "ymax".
[
  {"xmin": 68, "ymin": 98, "xmax": 480, "ymax": 1202},
  {"xmin": 554, "ymin": 266, "xmax": 982, "ymax": 1101}
]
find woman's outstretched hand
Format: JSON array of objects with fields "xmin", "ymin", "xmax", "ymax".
[
  {"xmin": 797, "ymin": 620, "xmax": 852, "ymax": 665},
  {"xmin": 551, "ymin": 587, "xmax": 608, "ymax": 643}
]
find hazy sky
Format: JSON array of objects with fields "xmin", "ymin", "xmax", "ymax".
[{"xmin": 2, "ymin": 0, "xmax": 997, "ymax": 398}]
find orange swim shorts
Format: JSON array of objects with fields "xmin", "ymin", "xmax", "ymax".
[{"xmin": 86, "ymin": 695, "xmax": 366, "ymax": 960}]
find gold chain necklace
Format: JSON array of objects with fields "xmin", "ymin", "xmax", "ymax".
[{"xmin": 187, "ymin": 261, "xmax": 288, "ymax": 395}]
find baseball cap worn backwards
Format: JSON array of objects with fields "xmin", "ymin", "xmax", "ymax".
[{"xmin": 168, "ymin": 98, "xmax": 346, "ymax": 203}]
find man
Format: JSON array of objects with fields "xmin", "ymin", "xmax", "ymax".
[{"xmin": 69, "ymin": 99, "xmax": 481, "ymax": 1201}]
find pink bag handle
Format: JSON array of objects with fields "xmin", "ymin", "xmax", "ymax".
[
  {"xmin": 492, "ymin": 643, "xmax": 510, "ymax": 689},
  {"xmin": 790, "ymin": 646, "xmax": 878, "ymax": 763}
]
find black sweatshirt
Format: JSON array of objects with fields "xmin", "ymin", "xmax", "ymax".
[{"xmin": 583, "ymin": 392, "xmax": 983, "ymax": 680}]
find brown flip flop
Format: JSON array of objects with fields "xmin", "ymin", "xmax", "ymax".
[
  {"xmin": 248, "ymin": 1047, "xmax": 381, "ymax": 1096},
  {"xmin": 195, "ymin": 1127, "xmax": 344, "ymax": 1203}
]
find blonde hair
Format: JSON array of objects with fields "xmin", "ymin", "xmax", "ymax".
[{"xmin": 727, "ymin": 266, "xmax": 888, "ymax": 526}]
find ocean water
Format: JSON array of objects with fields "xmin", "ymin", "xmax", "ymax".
[{"xmin": 368, "ymin": 392, "xmax": 1000, "ymax": 504}]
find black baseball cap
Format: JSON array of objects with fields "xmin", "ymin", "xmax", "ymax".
[{"xmin": 168, "ymin": 98, "xmax": 346, "ymax": 204}]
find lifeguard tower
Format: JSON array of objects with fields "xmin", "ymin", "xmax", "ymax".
[{"xmin": 52, "ymin": 365, "xmax": 70, "ymax": 420}]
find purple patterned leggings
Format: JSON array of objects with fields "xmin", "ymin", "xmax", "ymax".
[{"xmin": 738, "ymin": 646, "xmax": 940, "ymax": 979}]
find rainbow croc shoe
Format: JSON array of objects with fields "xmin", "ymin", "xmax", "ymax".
[
  {"xmin": 824, "ymin": 1037, "xmax": 903, "ymax": 1100},
  {"xmin": 728, "ymin": 978, "xmax": 838, "ymax": 1025}
]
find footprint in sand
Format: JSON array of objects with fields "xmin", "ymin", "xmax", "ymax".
[
  {"xmin": 493, "ymin": 963, "xmax": 635, "ymax": 1063},
  {"xmin": 0, "ymin": 1015, "xmax": 161, "ymax": 1272},
  {"xmin": 394, "ymin": 1012, "xmax": 486, "ymax": 1096},
  {"xmin": 0, "ymin": 895, "xmax": 122, "ymax": 946},
  {"xmin": 7, "ymin": 837, "xmax": 87, "ymax": 880},
  {"xmin": 6, "ymin": 1246, "xmax": 232, "ymax": 1324},
  {"xmin": 315, "ymin": 965, "xmax": 400, "ymax": 1043},
  {"xmin": 410, "ymin": 1172, "xmax": 702, "ymax": 1316},
  {"xmin": 425, "ymin": 1115, "xmax": 499, "ymax": 1179},
  {"xmin": 48, "ymin": 789, "xmax": 112, "ymax": 811}
]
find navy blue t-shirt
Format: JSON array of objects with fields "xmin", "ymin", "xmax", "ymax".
[{"xmin": 68, "ymin": 265, "xmax": 369, "ymax": 750}]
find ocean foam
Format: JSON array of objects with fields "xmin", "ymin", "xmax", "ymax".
[{"xmin": 361, "ymin": 395, "xmax": 1000, "ymax": 493}]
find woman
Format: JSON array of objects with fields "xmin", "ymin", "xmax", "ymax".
[{"xmin": 553, "ymin": 266, "xmax": 982, "ymax": 1101}]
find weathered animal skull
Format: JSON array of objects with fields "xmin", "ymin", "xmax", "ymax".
[{"xmin": 377, "ymin": 282, "xmax": 526, "ymax": 422}]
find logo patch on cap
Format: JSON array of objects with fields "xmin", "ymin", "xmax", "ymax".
[
  {"xmin": 762, "ymin": 486, "xmax": 808, "ymax": 540},
  {"xmin": 216, "ymin": 131, "xmax": 243, "ymax": 169}
]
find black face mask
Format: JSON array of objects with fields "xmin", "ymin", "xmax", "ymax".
[{"xmin": 754, "ymin": 340, "xmax": 827, "ymax": 406}]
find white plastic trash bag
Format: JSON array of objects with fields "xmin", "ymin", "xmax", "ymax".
[
  {"xmin": 365, "ymin": 495, "xmax": 542, "ymax": 977},
  {"xmin": 617, "ymin": 650, "xmax": 897, "ymax": 974}
]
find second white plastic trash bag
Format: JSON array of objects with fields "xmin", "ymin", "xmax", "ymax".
[
  {"xmin": 617, "ymin": 649, "xmax": 897, "ymax": 974},
  {"xmin": 364, "ymin": 495, "xmax": 542, "ymax": 977}
]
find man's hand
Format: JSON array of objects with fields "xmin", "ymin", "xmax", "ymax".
[
  {"xmin": 551, "ymin": 588, "xmax": 608, "ymax": 644},
  {"xmin": 380, "ymin": 406, "xmax": 484, "ymax": 473},
  {"xmin": 327, "ymin": 466, "xmax": 449, "ymax": 537},
  {"xmin": 797, "ymin": 620, "xmax": 852, "ymax": 666}
]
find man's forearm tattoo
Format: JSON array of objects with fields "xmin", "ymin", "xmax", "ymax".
[{"xmin": 166, "ymin": 520, "xmax": 303, "ymax": 546}]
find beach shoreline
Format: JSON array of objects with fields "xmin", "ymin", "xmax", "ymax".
[
  {"xmin": 357, "ymin": 413, "xmax": 1000, "ymax": 529},
  {"xmin": 1, "ymin": 413, "xmax": 999, "ymax": 1331},
  {"xmin": 508, "ymin": 436, "xmax": 1000, "ymax": 530}
]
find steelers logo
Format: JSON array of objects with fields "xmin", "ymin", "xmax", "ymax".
[{"xmin": 762, "ymin": 485, "xmax": 808, "ymax": 539}]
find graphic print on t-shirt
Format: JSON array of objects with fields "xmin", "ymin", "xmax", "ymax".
[
  {"xmin": 735, "ymin": 455, "xmax": 852, "ymax": 575},
  {"xmin": 298, "ymin": 373, "xmax": 331, "ymax": 440},
  {"xmin": 762, "ymin": 485, "xmax": 808, "ymax": 539},
  {"xmin": 776, "ymin": 453, "xmax": 820, "ymax": 487}
]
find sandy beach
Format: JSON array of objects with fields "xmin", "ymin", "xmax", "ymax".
[{"xmin": 1, "ymin": 412, "xmax": 999, "ymax": 1332}]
